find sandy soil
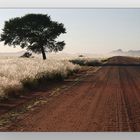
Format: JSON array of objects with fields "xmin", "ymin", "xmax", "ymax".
[{"xmin": 0, "ymin": 56, "xmax": 140, "ymax": 132}]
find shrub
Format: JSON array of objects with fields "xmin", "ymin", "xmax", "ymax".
[{"xmin": 70, "ymin": 58, "xmax": 102, "ymax": 66}]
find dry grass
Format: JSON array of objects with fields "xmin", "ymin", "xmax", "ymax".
[{"xmin": 0, "ymin": 57, "xmax": 80, "ymax": 98}]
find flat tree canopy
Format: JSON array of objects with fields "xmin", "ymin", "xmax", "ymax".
[{"xmin": 0, "ymin": 14, "xmax": 66, "ymax": 59}]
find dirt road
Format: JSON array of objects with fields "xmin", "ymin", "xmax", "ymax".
[{"xmin": 1, "ymin": 56, "xmax": 140, "ymax": 131}]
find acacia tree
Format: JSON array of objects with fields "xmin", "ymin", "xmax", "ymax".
[{"xmin": 0, "ymin": 14, "xmax": 66, "ymax": 60}]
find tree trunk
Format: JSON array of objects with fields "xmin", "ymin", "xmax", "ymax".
[{"xmin": 41, "ymin": 45, "xmax": 46, "ymax": 60}]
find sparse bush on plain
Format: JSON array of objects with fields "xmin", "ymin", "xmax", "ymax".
[
  {"xmin": 20, "ymin": 52, "xmax": 32, "ymax": 58},
  {"xmin": 78, "ymin": 55, "xmax": 84, "ymax": 57},
  {"xmin": 70, "ymin": 57, "xmax": 109, "ymax": 66},
  {"xmin": 70, "ymin": 58, "xmax": 101, "ymax": 66},
  {"xmin": 101, "ymin": 58, "xmax": 109, "ymax": 63}
]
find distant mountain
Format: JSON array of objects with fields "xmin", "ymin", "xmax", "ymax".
[
  {"xmin": 111, "ymin": 49, "xmax": 123, "ymax": 53},
  {"xmin": 127, "ymin": 50, "xmax": 140, "ymax": 56},
  {"xmin": 110, "ymin": 49, "xmax": 140, "ymax": 57}
]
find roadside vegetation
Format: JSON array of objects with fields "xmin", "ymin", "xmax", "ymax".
[
  {"xmin": 70, "ymin": 57, "xmax": 108, "ymax": 66},
  {"xmin": 0, "ymin": 57, "xmax": 80, "ymax": 99}
]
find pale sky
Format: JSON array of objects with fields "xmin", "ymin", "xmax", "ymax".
[{"xmin": 0, "ymin": 9, "xmax": 140, "ymax": 54}]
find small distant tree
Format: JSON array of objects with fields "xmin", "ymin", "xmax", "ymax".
[{"xmin": 0, "ymin": 14, "xmax": 66, "ymax": 60}]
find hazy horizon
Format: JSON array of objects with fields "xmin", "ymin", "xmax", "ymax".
[{"xmin": 0, "ymin": 9, "xmax": 140, "ymax": 54}]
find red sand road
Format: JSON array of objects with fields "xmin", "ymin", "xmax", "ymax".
[{"xmin": 1, "ymin": 56, "xmax": 140, "ymax": 132}]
